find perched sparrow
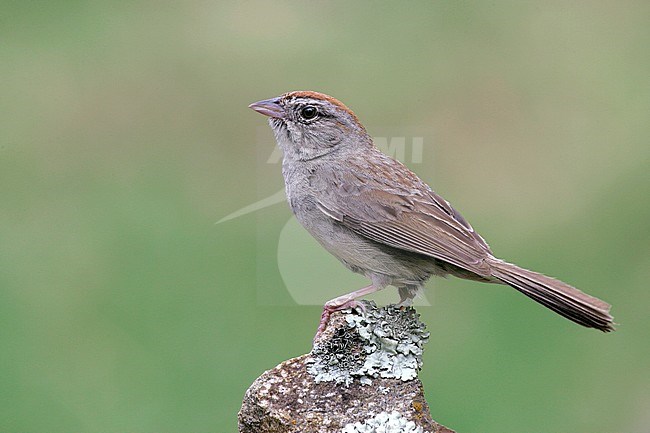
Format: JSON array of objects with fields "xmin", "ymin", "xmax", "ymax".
[{"xmin": 249, "ymin": 91, "xmax": 614, "ymax": 337}]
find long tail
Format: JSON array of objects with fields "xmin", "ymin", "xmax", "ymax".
[{"xmin": 488, "ymin": 259, "xmax": 614, "ymax": 332}]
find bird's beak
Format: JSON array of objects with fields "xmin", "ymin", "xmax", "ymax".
[{"xmin": 248, "ymin": 97, "xmax": 285, "ymax": 118}]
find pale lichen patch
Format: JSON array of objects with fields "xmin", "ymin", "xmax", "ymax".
[
  {"xmin": 307, "ymin": 301, "xmax": 429, "ymax": 385},
  {"xmin": 341, "ymin": 411, "xmax": 429, "ymax": 433}
]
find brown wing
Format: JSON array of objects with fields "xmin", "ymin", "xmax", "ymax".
[{"xmin": 314, "ymin": 151, "xmax": 494, "ymax": 277}]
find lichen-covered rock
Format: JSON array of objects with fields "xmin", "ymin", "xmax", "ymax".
[
  {"xmin": 238, "ymin": 303, "xmax": 454, "ymax": 433},
  {"xmin": 307, "ymin": 302, "xmax": 430, "ymax": 385}
]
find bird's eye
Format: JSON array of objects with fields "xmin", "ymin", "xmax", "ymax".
[{"xmin": 300, "ymin": 105, "xmax": 318, "ymax": 120}]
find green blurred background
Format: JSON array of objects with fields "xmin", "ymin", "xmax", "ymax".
[{"xmin": 2, "ymin": 1, "xmax": 649, "ymax": 432}]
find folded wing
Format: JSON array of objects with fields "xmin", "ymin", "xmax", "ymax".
[{"xmin": 314, "ymin": 153, "xmax": 494, "ymax": 277}]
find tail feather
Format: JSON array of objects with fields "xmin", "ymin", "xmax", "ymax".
[{"xmin": 488, "ymin": 259, "xmax": 614, "ymax": 332}]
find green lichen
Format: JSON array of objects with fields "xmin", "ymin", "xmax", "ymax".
[{"xmin": 307, "ymin": 301, "xmax": 430, "ymax": 385}]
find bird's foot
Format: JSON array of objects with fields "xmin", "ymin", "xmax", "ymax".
[
  {"xmin": 313, "ymin": 285, "xmax": 380, "ymax": 343},
  {"xmin": 314, "ymin": 300, "xmax": 361, "ymax": 343},
  {"xmin": 313, "ymin": 299, "xmax": 366, "ymax": 343}
]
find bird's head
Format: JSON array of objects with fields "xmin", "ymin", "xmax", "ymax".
[{"xmin": 249, "ymin": 91, "xmax": 371, "ymax": 161}]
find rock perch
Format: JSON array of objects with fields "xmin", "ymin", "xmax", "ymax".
[{"xmin": 238, "ymin": 301, "xmax": 455, "ymax": 433}]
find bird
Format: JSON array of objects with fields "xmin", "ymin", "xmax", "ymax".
[{"xmin": 248, "ymin": 90, "xmax": 614, "ymax": 338}]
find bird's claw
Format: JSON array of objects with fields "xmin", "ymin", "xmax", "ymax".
[{"xmin": 313, "ymin": 299, "xmax": 366, "ymax": 343}]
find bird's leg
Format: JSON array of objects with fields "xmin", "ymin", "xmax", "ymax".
[
  {"xmin": 397, "ymin": 285, "xmax": 419, "ymax": 307},
  {"xmin": 314, "ymin": 284, "xmax": 381, "ymax": 342}
]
